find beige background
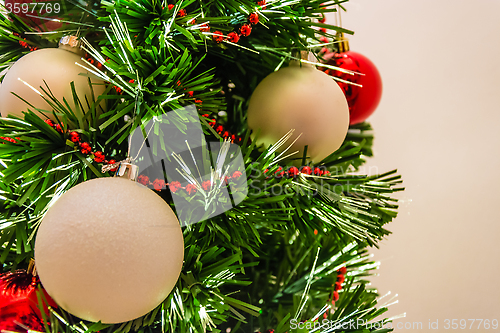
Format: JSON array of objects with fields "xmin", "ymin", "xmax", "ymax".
[{"xmin": 328, "ymin": 0, "xmax": 500, "ymax": 331}]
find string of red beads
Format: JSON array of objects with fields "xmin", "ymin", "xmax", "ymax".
[
  {"xmin": 0, "ymin": 137, "xmax": 18, "ymax": 144},
  {"xmin": 198, "ymin": 118, "xmax": 332, "ymax": 179},
  {"xmin": 333, "ymin": 265, "xmax": 347, "ymax": 301},
  {"xmin": 256, "ymin": 266, "xmax": 346, "ymax": 327},
  {"xmin": 211, "ymin": 10, "xmax": 260, "ymax": 44},
  {"xmin": 323, "ymin": 265, "xmax": 347, "ymax": 319},
  {"xmin": 13, "ymin": 32, "xmax": 38, "ymax": 52},
  {"xmin": 201, "ymin": 114, "xmax": 243, "ymax": 144},
  {"xmin": 136, "ymin": 114, "xmax": 248, "ymax": 194},
  {"xmin": 83, "ymin": 52, "xmax": 105, "ymax": 71},
  {"xmin": 137, "ymin": 170, "xmax": 244, "ymax": 196},
  {"xmin": 44, "ymin": 119, "xmax": 118, "ymax": 172},
  {"xmin": 264, "ymin": 166, "xmax": 331, "ymax": 180},
  {"xmin": 166, "ymin": 4, "xmax": 187, "ymax": 17}
]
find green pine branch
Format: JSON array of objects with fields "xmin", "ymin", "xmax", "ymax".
[{"xmin": 0, "ymin": 0, "xmax": 405, "ymax": 332}]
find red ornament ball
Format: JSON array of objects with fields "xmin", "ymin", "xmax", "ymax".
[
  {"xmin": 322, "ymin": 51, "xmax": 382, "ymax": 125},
  {"xmin": 0, "ymin": 270, "xmax": 57, "ymax": 332}
]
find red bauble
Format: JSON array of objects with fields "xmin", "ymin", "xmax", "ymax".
[
  {"xmin": 0, "ymin": 270, "xmax": 57, "ymax": 332},
  {"xmin": 4, "ymin": 0, "xmax": 63, "ymax": 31},
  {"xmin": 322, "ymin": 51, "xmax": 382, "ymax": 125}
]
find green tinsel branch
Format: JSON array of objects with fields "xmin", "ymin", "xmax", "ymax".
[{"xmin": 0, "ymin": 0, "xmax": 403, "ymax": 332}]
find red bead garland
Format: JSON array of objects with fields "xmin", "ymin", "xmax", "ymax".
[
  {"xmin": 288, "ymin": 166, "xmax": 299, "ymax": 178},
  {"xmin": 240, "ymin": 24, "xmax": 252, "ymax": 37},
  {"xmin": 13, "ymin": 32, "xmax": 39, "ymax": 52},
  {"xmin": 94, "ymin": 151, "xmax": 106, "ymax": 163},
  {"xmin": 69, "ymin": 131, "xmax": 80, "ymax": 143},
  {"xmin": 185, "ymin": 184, "xmax": 197, "ymax": 194},
  {"xmin": 227, "ymin": 32, "xmax": 240, "ymax": 43},
  {"xmin": 43, "ymin": 120, "xmax": 118, "ymax": 172},
  {"xmin": 209, "ymin": 10, "xmax": 260, "ymax": 44},
  {"xmin": 201, "ymin": 114, "xmax": 244, "ymax": 144},
  {"xmin": 80, "ymin": 142, "xmax": 92, "ymax": 155},
  {"xmin": 200, "ymin": 23, "xmax": 210, "ymax": 32},
  {"xmin": 329, "ymin": 266, "xmax": 347, "ymax": 306},
  {"xmin": 139, "ymin": 170, "xmax": 244, "ymax": 197},
  {"xmin": 249, "ymin": 13, "xmax": 259, "ymax": 25},
  {"xmin": 300, "ymin": 166, "xmax": 312, "ymax": 175},
  {"xmin": 169, "ymin": 181, "xmax": 182, "ymax": 193},
  {"xmin": 201, "ymin": 180, "xmax": 212, "ymax": 191},
  {"xmin": 166, "ymin": 4, "xmax": 188, "ymax": 17},
  {"xmin": 213, "ymin": 31, "xmax": 224, "ymax": 43},
  {"xmin": 0, "ymin": 137, "xmax": 18, "ymax": 144},
  {"xmin": 263, "ymin": 166, "xmax": 331, "ymax": 180},
  {"xmin": 137, "ymin": 175, "xmax": 149, "ymax": 186},
  {"xmin": 152, "ymin": 179, "xmax": 165, "ymax": 191}
]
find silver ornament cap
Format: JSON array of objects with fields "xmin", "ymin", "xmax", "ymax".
[
  {"xmin": 115, "ymin": 161, "xmax": 139, "ymax": 181},
  {"xmin": 59, "ymin": 35, "xmax": 84, "ymax": 55}
]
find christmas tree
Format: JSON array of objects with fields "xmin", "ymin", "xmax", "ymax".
[{"xmin": 0, "ymin": 0, "xmax": 404, "ymax": 332}]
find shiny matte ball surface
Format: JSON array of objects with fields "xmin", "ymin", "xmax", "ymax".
[
  {"xmin": 323, "ymin": 51, "xmax": 383, "ymax": 125},
  {"xmin": 0, "ymin": 48, "xmax": 105, "ymax": 120},
  {"xmin": 247, "ymin": 65, "xmax": 350, "ymax": 162},
  {"xmin": 34, "ymin": 177, "xmax": 184, "ymax": 324}
]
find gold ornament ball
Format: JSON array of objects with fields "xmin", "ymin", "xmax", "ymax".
[
  {"xmin": 34, "ymin": 177, "xmax": 184, "ymax": 324},
  {"xmin": 0, "ymin": 48, "xmax": 105, "ymax": 119},
  {"xmin": 247, "ymin": 64, "xmax": 350, "ymax": 162}
]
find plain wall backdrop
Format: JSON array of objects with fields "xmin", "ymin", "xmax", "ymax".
[{"xmin": 328, "ymin": 0, "xmax": 500, "ymax": 331}]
